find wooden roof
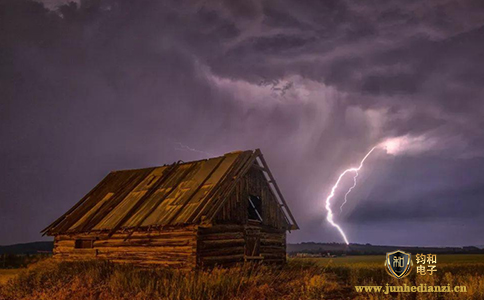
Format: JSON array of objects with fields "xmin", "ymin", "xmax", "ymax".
[{"xmin": 42, "ymin": 149, "xmax": 298, "ymax": 236}]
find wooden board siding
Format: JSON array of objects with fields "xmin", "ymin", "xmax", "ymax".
[
  {"xmin": 203, "ymin": 166, "xmax": 288, "ymax": 267},
  {"xmin": 197, "ymin": 225, "xmax": 245, "ymax": 267},
  {"xmin": 53, "ymin": 226, "xmax": 198, "ymax": 269},
  {"xmin": 214, "ymin": 167, "xmax": 288, "ymax": 230},
  {"xmin": 53, "ymin": 225, "xmax": 285, "ymax": 268},
  {"xmin": 197, "ymin": 225, "xmax": 286, "ymax": 267},
  {"xmin": 260, "ymin": 227, "xmax": 286, "ymax": 264}
]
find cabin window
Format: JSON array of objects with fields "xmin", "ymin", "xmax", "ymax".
[
  {"xmin": 74, "ymin": 239, "xmax": 93, "ymax": 249},
  {"xmin": 248, "ymin": 195, "xmax": 263, "ymax": 222}
]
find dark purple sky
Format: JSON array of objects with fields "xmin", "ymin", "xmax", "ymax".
[{"xmin": 1, "ymin": 0, "xmax": 484, "ymax": 246}]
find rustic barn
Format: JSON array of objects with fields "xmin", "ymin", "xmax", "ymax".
[{"xmin": 42, "ymin": 149, "xmax": 298, "ymax": 268}]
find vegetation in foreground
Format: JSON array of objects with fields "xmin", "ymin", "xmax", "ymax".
[
  {"xmin": 0, "ymin": 255, "xmax": 483, "ymax": 300},
  {"xmin": 0, "ymin": 254, "xmax": 51, "ymax": 269}
]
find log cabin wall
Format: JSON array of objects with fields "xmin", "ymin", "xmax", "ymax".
[
  {"xmin": 202, "ymin": 166, "xmax": 287, "ymax": 266},
  {"xmin": 259, "ymin": 227, "xmax": 286, "ymax": 264},
  {"xmin": 53, "ymin": 226, "xmax": 198, "ymax": 269},
  {"xmin": 197, "ymin": 224, "xmax": 246, "ymax": 267},
  {"xmin": 196, "ymin": 225, "xmax": 286, "ymax": 267},
  {"xmin": 214, "ymin": 167, "xmax": 288, "ymax": 230}
]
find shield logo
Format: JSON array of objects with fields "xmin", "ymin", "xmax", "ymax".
[{"xmin": 385, "ymin": 250, "xmax": 413, "ymax": 279}]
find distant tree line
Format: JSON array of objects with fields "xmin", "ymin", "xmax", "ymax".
[{"xmin": 0, "ymin": 254, "xmax": 51, "ymax": 269}]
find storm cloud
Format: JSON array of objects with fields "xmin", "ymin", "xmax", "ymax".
[{"xmin": 1, "ymin": 0, "xmax": 483, "ymax": 246}]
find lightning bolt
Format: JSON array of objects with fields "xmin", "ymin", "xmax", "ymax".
[
  {"xmin": 325, "ymin": 146, "xmax": 377, "ymax": 245},
  {"xmin": 340, "ymin": 171, "xmax": 359, "ymax": 212},
  {"xmin": 174, "ymin": 142, "xmax": 213, "ymax": 157}
]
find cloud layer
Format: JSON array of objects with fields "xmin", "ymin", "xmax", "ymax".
[{"xmin": 1, "ymin": 0, "xmax": 483, "ymax": 246}]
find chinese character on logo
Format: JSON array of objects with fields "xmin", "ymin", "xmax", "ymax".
[
  {"xmin": 427, "ymin": 265, "xmax": 437, "ymax": 275},
  {"xmin": 416, "ymin": 253, "xmax": 426, "ymax": 264},
  {"xmin": 415, "ymin": 253, "xmax": 437, "ymax": 276},
  {"xmin": 427, "ymin": 254, "xmax": 437, "ymax": 264},
  {"xmin": 393, "ymin": 256, "xmax": 404, "ymax": 268},
  {"xmin": 416, "ymin": 264, "xmax": 426, "ymax": 275}
]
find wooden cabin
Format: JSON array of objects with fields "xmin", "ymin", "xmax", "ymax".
[{"xmin": 42, "ymin": 149, "xmax": 298, "ymax": 268}]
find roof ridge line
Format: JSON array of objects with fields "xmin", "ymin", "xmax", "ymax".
[{"xmin": 108, "ymin": 150, "xmax": 255, "ymax": 173}]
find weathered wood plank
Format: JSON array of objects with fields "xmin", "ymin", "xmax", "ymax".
[
  {"xmin": 200, "ymin": 254, "xmax": 245, "ymax": 265},
  {"xmin": 198, "ymin": 232, "xmax": 244, "ymax": 240},
  {"xmin": 198, "ymin": 224, "xmax": 245, "ymax": 234},
  {"xmin": 198, "ymin": 247, "xmax": 245, "ymax": 256},
  {"xmin": 96, "ymin": 246, "xmax": 195, "ymax": 253},
  {"xmin": 96, "ymin": 252, "xmax": 193, "ymax": 261},
  {"xmin": 93, "ymin": 239, "xmax": 195, "ymax": 247},
  {"xmin": 199, "ymin": 238, "xmax": 245, "ymax": 247}
]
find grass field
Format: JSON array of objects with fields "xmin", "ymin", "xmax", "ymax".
[
  {"xmin": 0, "ymin": 270, "xmax": 23, "ymax": 285},
  {"xmin": 0, "ymin": 255, "xmax": 483, "ymax": 300}
]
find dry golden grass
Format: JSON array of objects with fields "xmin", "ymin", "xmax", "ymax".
[
  {"xmin": 313, "ymin": 254, "xmax": 484, "ymax": 300},
  {"xmin": 0, "ymin": 255, "xmax": 483, "ymax": 300},
  {"xmin": 0, "ymin": 270, "xmax": 23, "ymax": 285},
  {"xmin": 0, "ymin": 259, "xmax": 341, "ymax": 300}
]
